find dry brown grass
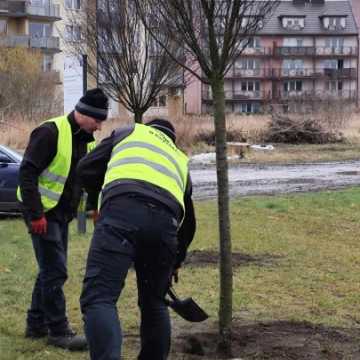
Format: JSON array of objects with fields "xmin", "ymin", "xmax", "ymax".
[
  {"xmin": 0, "ymin": 116, "xmax": 38, "ymax": 150},
  {"xmin": 341, "ymin": 113, "xmax": 360, "ymax": 142},
  {"xmin": 0, "ymin": 113, "xmax": 271, "ymax": 151},
  {"xmin": 2, "ymin": 112, "xmax": 360, "ymax": 160}
]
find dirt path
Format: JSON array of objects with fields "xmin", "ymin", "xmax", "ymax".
[{"xmin": 191, "ymin": 160, "xmax": 360, "ymax": 199}]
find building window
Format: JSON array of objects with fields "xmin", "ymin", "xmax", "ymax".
[
  {"xmin": 282, "ymin": 17, "xmax": 305, "ymax": 30},
  {"xmin": 323, "ymin": 17, "xmax": 346, "ymax": 30},
  {"xmin": 236, "ymin": 58, "xmax": 260, "ymax": 70},
  {"xmin": 0, "ymin": 20, "xmax": 7, "ymax": 35},
  {"xmin": 65, "ymin": 0, "xmax": 81, "ymax": 10},
  {"xmin": 43, "ymin": 54, "xmax": 53, "ymax": 72},
  {"xmin": 98, "ymin": 0, "xmax": 118, "ymax": 12},
  {"xmin": 323, "ymin": 59, "xmax": 343, "ymax": 70},
  {"xmin": 326, "ymin": 80, "xmax": 343, "ymax": 92},
  {"xmin": 283, "ymin": 59, "xmax": 304, "ymax": 70},
  {"xmin": 283, "ymin": 80, "xmax": 302, "ymax": 93},
  {"xmin": 237, "ymin": 102, "xmax": 260, "ymax": 114},
  {"xmin": 325, "ymin": 37, "xmax": 344, "ymax": 49},
  {"xmin": 31, "ymin": 0, "xmax": 51, "ymax": 6},
  {"xmin": 65, "ymin": 25, "xmax": 81, "ymax": 42},
  {"xmin": 283, "ymin": 38, "xmax": 304, "ymax": 47},
  {"xmin": 240, "ymin": 81, "xmax": 260, "ymax": 92},
  {"xmin": 152, "ymin": 95, "xmax": 167, "ymax": 107},
  {"xmin": 247, "ymin": 37, "xmax": 260, "ymax": 49},
  {"xmin": 282, "ymin": 59, "xmax": 304, "ymax": 76},
  {"xmin": 29, "ymin": 22, "xmax": 51, "ymax": 38}
]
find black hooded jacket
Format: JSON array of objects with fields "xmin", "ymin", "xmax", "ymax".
[{"xmin": 18, "ymin": 112, "xmax": 95, "ymax": 224}]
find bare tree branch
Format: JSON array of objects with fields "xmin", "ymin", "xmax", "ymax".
[{"xmin": 65, "ymin": 0, "xmax": 184, "ymax": 122}]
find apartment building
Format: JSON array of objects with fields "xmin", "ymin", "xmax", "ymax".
[
  {"xmin": 0, "ymin": 0, "xmax": 61, "ymax": 78},
  {"xmin": 185, "ymin": 0, "xmax": 359, "ymax": 114},
  {"xmin": 350, "ymin": 0, "xmax": 360, "ymax": 104}
]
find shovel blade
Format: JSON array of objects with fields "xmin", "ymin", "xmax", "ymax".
[{"xmin": 169, "ymin": 297, "xmax": 209, "ymax": 322}]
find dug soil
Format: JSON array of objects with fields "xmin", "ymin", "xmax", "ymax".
[
  {"xmin": 184, "ymin": 250, "xmax": 282, "ymax": 268},
  {"xmin": 170, "ymin": 250, "xmax": 360, "ymax": 359},
  {"xmin": 170, "ymin": 319, "xmax": 360, "ymax": 359}
]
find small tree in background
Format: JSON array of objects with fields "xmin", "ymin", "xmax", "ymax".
[
  {"xmin": 0, "ymin": 48, "xmax": 60, "ymax": 121},
  {"xmin": 66, "ymin": 0, "xmax": 184, "ymax": 123},
  {"xmin": 135, "ymin": 0, "xmax": 279, "ymax": 355}
]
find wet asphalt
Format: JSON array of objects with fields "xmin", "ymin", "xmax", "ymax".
[{"xmin": 190, "ymin": 160, "xmax": 360, "ymax": 199}]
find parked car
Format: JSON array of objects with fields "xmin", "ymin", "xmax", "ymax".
[{"xmin": 0, "ymin": 145, "xmax": 22, "ymax": 213}]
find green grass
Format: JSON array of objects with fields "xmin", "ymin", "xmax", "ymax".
[{"xmin": 1, "ymin": 188, "xmax": 360, "ymax": 359}]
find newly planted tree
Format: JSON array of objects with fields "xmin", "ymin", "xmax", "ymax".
[{"xmin": 136, "ymin": 0, "xmax": 278, "ymax": 354}]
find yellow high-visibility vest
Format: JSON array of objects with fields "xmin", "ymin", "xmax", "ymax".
[
  {"xmin": 17, "ymin": 116, "xmax": 95, "ymax": 212},
  {"xmin": 103, "ymin": 124, "xmax": 189, "ymax": 211}
]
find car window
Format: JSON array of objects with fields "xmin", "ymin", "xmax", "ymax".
[
  {"xmin": 0, "ymin": 150, "xmax": 13, "ymax": 163},
  {"xmin": 1, "ymin": 147, "xmax": 22, "ymax": 162}
]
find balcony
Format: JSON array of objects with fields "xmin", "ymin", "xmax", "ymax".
[
  {"xmin": 315, "ymin": 47, "xmax": 358, "ymax": 57},
  {"xmin": 225, "ymin": 67, "xmax": 357, "ymax": 80},
  {"xmin": 274, "ymin": 46, "xmax": 358, "ymax": 57},
  {"xmin": 241, "ymin": 47, "xmax": 272, "ymax": 56},
  {"xmin": 30, "ymin": 36, "xmax": 59, "ymax": 50},
  {"xmin": 273, "ymin": 68, "xmax": 357, "ymax": 79},
  {"xmin": 228, "ymin": 68, "xmax": 266, "ymax": 78},
  {"xmin": 323, "ymin": 68, "xmax": 357, "ymax": 79},
  {"xmin": 273, "ymin": 68, "xmax": 322, "ymax": 79},
  {"xmin": 0, "ymin": 1, "xmax": 8, "ymax": 12},
  {"xmin": 277, "ymin": 90, "xmax": 357, "ymax": 100},
  {"xmin": 26, "ymin": 4, "xmax": 60, "ymax": 18},
  {"xmin": 0, "ymin": 35, "xmax": 60, "ymax": 51},
  {"xmin": 274, "ymin": 46, "xmax": 316, "ymax": 57},
  {"xmin": 202, "ymin": 90, "xmax": 266, "ymax": 101},
  {"xmin": 229, "ymin": 68, "xmax": 321, "ymax": 79},
  {"xmin": 0, "ymin": 34, "xmax": 29, "ymax": 47},
  {"xmin": 0, "ymin": 1, "xmax": 59, "ymax": 18}
]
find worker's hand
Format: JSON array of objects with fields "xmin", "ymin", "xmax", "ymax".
[
  {"xmin": 91, "ymin": 210, "xmax": 100, "ymax": 225},
  {"xmin": 31, "ymin": 216, "xmax": 47, "ymax": 235}
]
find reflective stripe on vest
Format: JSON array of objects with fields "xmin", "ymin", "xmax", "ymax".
[
  {"xmin": 17, "ymin": 116, "xmax": 72, "ymax": 212},
  {"xmin": 87, "ymin": 140, "xmax": 96, "ymax": 153},
  {"xmin": 103, "ymin": 124, "xmax": 189, "ymax": 211}
]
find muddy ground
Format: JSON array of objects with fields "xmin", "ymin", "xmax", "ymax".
[
  {"xmin": 191, "ymin": 161, "xmax": 360, "ymax": 199},
  {"xmin": 169, "ymin": 320, "xmax": 360, "ymax": 359},
  {"xmin": 170, "ymin": 251, "xmax": 360, "ymax": 359},
  {"xmin": 184, "ymin": 250, "xmax": 282, "ymax": 268}
]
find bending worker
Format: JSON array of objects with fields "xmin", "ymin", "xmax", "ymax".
[
  {"xmin": 18, "ymin": 88, "xmax": 109, "ymax": 350},
  {"xmin": 77, "ymin": 118, "xmax": 196, "ymax": 360}
]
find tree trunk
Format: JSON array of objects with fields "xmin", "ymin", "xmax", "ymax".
[
  {"xmin": 134, "ymin": 111, "xmax": 143, "ymax": 123},
  {"xmin": 211, "ymin": 78, "xmax": 233, "ymax": 357}
]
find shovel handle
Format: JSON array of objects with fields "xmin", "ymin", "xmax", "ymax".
[{"xmin": 167, "ymin": 287, "xmax": 178, "ymax": 301}]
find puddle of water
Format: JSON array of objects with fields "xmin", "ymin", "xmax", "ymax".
[{"xmin": 336, "ymin": 171, "xmax": 360, "ymax": 176}]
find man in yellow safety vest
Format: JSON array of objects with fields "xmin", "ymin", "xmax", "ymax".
[
  {"xmin": 18, "ymin": 88, "xmax": 108, "ymax": 350},
  {"xmin": 77, "ymin": 119, "xmax": 196, "ymax": 360}
]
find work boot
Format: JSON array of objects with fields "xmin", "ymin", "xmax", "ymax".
[
  {"xmin": 25, "ymin": 325, "xmax": 48, "ymax": 339},
  {"xmin": 48, "ymin": 327, "xmax": 88, "ymax": 351}
]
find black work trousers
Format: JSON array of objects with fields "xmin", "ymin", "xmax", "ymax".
[
  {"xmin": 80, "ymin": 194, "xmax": 178, "ymax": 360},
  {"xmin": 27, "ymin": 220, "xmax": 69, "ymax": 333}
]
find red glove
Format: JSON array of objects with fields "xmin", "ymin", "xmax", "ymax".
[
  {"xmin": 31, "ymin": 216, "xmax": 47, "ymax": 235},
  {"xmin": 92, "ymin": 210, "xmax": 100, "ymax": 225}
]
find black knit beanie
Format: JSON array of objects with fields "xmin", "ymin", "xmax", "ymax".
[
  {"xmin": 146, "ymin": 118, "xmax": 176, "ymax": 142},
  {"xmin": 75, "ymin": 88, "xmax": 109, "ymax": 121}
]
